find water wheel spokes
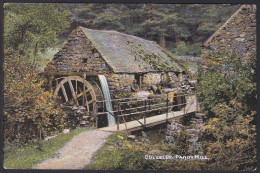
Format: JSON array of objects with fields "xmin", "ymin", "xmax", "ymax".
[{"xmin": 54, "ymin": 76, "xmax": 96, "ymax": 111}]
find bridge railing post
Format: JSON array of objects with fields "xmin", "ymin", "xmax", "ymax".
[
  {"xmin": 144, "ymin": 99, "xmax": 147, "ymax": 126},
  {"xmin": 95, "ymin": 102, "xmax": 98, "ymax": 128},
  {"xmin": 196, "ymin": 93, "xmax": 199, "ymax": 112},
  {"xmin": 117, "ymin": 101, "xmax": 120, "ymax": 130},
  {"xmin": 166, "ymin": 93, "xmax": 169, "ymax": 121},
  {"xmin": 184, "ymin": 94, "xmax": 186, "ymax": 114}
]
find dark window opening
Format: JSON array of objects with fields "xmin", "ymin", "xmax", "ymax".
[
  {"xmin": 83, "ymin": 58, "xmax": 88, "ymax": 63},
  {"xmin": 135, "ymin": 74, "xmax": 142, "ymax": 90}
]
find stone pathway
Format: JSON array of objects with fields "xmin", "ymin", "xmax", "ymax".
[{"xmin": 34, "ymin": 130, "xmax": 113, "ymax": 169}]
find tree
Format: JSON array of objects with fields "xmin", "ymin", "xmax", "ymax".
[
  {"xmin": 65, "ymin": 4, "xmax": 239, "ymax": 54},
  {"xmin": 4, "ymin": 51, "xmax": 66, "ymax": 144},
  {"xmin": 197, "ymin": 54, "xmax": 257, "ymax": 170},
  {"xmin": 4, "ymin": 3, "xmax": 71, "ymax": 68},
  {"xmin": 4, "ymin": 3, "xmax": 71, "ymax": 143}
]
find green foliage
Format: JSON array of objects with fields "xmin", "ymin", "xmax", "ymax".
[
  {"xmin": 4, "ymin": 3, "xmax": 70, "ymax": 68},
  {"xmin": 87, "ymin": 131, "xmax": 206, "ymax": 170},
  {"xmin": 197, "ymin": 53, "xmax": 256, "ymax": 170},
  {"xmin": 4, "ymin": 127, "xmax": 91, "ymax": 169},
  {"xmin": 4, "ymin": 51, "xmax": 66, "ymax": 144},
  {"xmin": 175, "ymin": 41, "xmax": 189, "ymax": 55},
  {"xmin": 174, "ymin": 42, "xmax": 202, "ymax": 56},
  {"xmin": 4, "ymin": 3, "xmax": 71, "ymax": 144},
  {"xmin": 201, "ymin": 103, "xmax": 256, "ymax": 170},
  {"xmin": 66, "ymin": 4, "xmax": 239, "ymax": 49},
  {"xmin": 197, "ymin": 54, "xmax": 256, "ymax": 116},
  {"xmin": 197, "ymin": 66, "xmax": 232, "ymax": 115},
  {"xmin": 86, "ymin": 132, "xmax": 149, "ymax": 170}
]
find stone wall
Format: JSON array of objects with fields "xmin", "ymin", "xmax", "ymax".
[
  {"xmin": 202, "ymin": 5, "xmax": 256, "ymax": 65},
  {"xmin": 45, "ymin": 27, "xmax": 111, "ymax": 73},
  {"xmin": 142, "ymin": 72, "xmax": 184, "ymax": 88},
  {"xmin": 107, "ymin": 71, "xmax": 183, "ymax": 96},
  {"xmin": 142, "ymin": 73, "xmax": 161, "ymax": 86},
  {"xmin": 166, "ymin": 112, "xmax": 205, "ymax": 153},
  {"xmin": 106, "ymin": 74, "xmax": 135, "ymax": 94}
]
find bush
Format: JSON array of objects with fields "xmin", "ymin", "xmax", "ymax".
[
  {"xmin": 197, "ymin": 53, "xmax": 257, "ymax": 170},
  {"xmin": 174, "ymin": 42, "xmax": 202, "ymax": 56},
  {"xmin": 4, "ymin": 51, "xmax": 66, "ymax": 144}
]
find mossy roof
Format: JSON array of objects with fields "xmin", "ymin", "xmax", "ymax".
[
  {"xmin": 81, "ymin": 27, "xmax": 185, "ymax": 73},
  {"xmin": 204, "ymin": 5, "xmax": 255, "ymax": 46}
]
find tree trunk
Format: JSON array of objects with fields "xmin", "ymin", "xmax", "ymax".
[{"xmin": 160, "ymin": 33, "xmax": 166, "ymax": 48}]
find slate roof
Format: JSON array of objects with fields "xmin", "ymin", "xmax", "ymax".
[
  {"xmin": 80, "ymin": 27, "xmax": 185, "ymax": 73},
  {"xmin": 204, "ymin": 5, "xmax": 255, "ymax": 46}
]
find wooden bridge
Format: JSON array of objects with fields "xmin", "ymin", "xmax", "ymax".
[{"xmin": 97, "ymin": 92, "xmax": 199, "ymax": 133}]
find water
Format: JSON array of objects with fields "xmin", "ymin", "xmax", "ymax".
[{"xmin": 98, "ymin": 75, "xmax": 116, "ymax": 126}]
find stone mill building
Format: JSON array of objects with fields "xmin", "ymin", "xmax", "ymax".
[
  {"xmin": 43, "ymin": 26, "xmax": 188, "ymax": 111},
  {"xmin": 202, "ymin": 4, "xmax": 256, "ymax": 66}
]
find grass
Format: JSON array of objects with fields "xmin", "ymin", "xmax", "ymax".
[
  {"xmin": 4, "ymin": 126, "xmax": 94, "ymax": 169},
  {"xmin": 86, "ymin": 131, "xmax": 150, "ymax": 170},
  {"xmin": 86, "ymin": 130, "xmax": 206, "ymax": 170}
]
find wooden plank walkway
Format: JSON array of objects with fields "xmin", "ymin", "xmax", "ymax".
[
  {"xmin": 98, "ymin": 95, "xmax": 199, "ymax": 132},
  {"xmin": 98, "ymin": 109, "xmax": 197, "ymax": 132}
]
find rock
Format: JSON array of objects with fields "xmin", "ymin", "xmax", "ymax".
[
  {"xmin": 78, "ymin": 106, "xmax": 86, "ymax": 110},
  {"xmin": 127, "ymin": 135, "xmax": 136, "ymax": 140},
  {"xmin": 45, "ymin": 134, "xmax": 59, "ymax": 141},
  {"xmin": 165, "ymin": 136, "xmax": 174, "ymax": 144},
  {"xmin": 169, "ymin": 131, "xmax": 175, "ymax": 136},
  {"xmin": 168, "ymin": 125, "xmax": 177, "ymax": 131},
  {"xmin": 63, "ymin": 129, "xmax": 70, "ymax": 134},
  {"xmin": 76, "ymin": 110, "xmax": 84, "ymax": 114},
  {"xmin": 186, "ymin": 129, "xmax": 200, "ymax": 135},
  {"xmin": 166, "ymin": 129, "xmax": 171, "ymax": 136},
  {"xmin": 79, "ymin": 120, "xmax": 86, "ymax": 125},
  {"xmin": 82, "ymin": 115, "xmax": 90, "ymax": 119}
]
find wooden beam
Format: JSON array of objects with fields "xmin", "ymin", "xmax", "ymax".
[
  {"xmin": 49, "ymin": 76, "xmax": 54, "ymax": 94},
  {"xmin": 68, "ymin": 78, "xmax": 79, "ymax": 105},
  {"xmin": 83, "ymin": 72, "xmax": 87, "ymax": 80},
  {"xmin": 40, "ymin": 71, "xmax": 99, "ymax": 76},
  {"xmin": 76, "ymin": 88, "xmax": 92, "ymax": 98},
  {"xmin": 61, "ymin": 85, "xmax": 69, "ymax": 102}
]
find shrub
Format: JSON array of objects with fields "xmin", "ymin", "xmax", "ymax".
[
  {"xmin": 197, "ymin": 53, "xmax": 256, "ymax": 170},
  {"xmin": 174, "ymin": 42, "xmax": 202, "ymax": 56},
  {"xmin": 4, "ymin": 51, "xmax": 66, "ymax": 144}
]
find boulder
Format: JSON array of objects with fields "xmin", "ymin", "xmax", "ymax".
[
  {"xmin": 79, "ymin": 120, "xmax": 86, "ymax": 125},
  {"xmin": 165, "ymin": 136, "xmax": 174, "ymax": 144},
  {"xmin": 127, "ymin": 135, "xmax": 136, "ymax": 140},
  {"xmin": 63, "ymin": 129, "xmax": 70, "ymax": 134},
  {"xmin": 78, "ymin": 106, "xmax": 86, "ymax": 110},
  {"xmin": 82, "ymin": 115, "xmax": 90, "ymax": 119}
]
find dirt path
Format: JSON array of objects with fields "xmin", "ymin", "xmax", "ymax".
[{"xmin": 34, "ymin": 130, "xmax": 113, "ymax": 169}]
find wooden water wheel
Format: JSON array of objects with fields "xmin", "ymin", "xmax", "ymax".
[{"xmin": 54, "ymin": 76, "xmax": 96, "ymax": 112}]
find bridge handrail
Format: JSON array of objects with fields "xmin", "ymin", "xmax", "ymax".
[
  {"xmin": 118, "ymin": 102, "xmax": 186, "ymax": 117},
  {"xmin": 96, "ymin": 91, "xmax": 198, "ymax": 130},
  {"xmin": 96, "ymin": 93, "xmax": 192, "ymax": 103},
  {"xmin": 97, "ymin": 101, "xmax": 171, "ymax": 115}
]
